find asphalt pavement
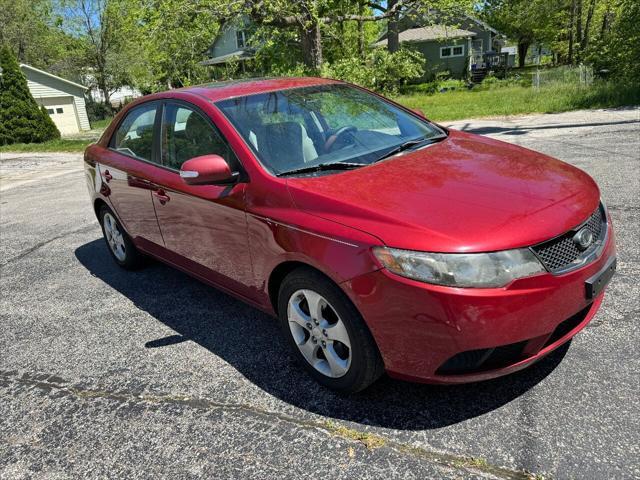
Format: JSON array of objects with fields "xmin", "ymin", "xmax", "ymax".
[{"xmin": 1, "ymin": 107, "xmax": 639, "ymax": 479}]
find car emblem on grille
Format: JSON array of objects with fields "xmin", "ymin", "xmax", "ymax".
[{"xmin": 573, "ymin": 227, "xmax": 594, "ymax": 251}]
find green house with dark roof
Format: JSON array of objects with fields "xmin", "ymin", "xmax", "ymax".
[{"xmin": 375, "ymin": 13, "xmax": 507, "ymax": 81}]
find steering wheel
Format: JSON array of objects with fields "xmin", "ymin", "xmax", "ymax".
[{"xmin": 324, "ymin": 126, "xmax": 357, "ymax": 152}]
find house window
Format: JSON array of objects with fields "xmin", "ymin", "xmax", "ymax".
[
  {"xmin": 47, "ymin": 108, "xmax": 54, "ymax": 114},
  {"xmin": 236, "ymin": 30, "xmax": 247, "ymax": 49},
  {"xmin": 56, "ymin": 107, "xmax": 64, "ymax": 114},
  {"xmin": 440, "ymin": 45, "xmax": 465, "ymax": 58}
]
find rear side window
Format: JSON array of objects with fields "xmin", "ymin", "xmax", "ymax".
[{"xmin": 111, "ymin": 103, "xmax": 158, "ymax": 162}]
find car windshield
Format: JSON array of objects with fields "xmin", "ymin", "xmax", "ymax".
[{"xmin": 215, "ymin": 84, "xmax": 446, "ymax": 176}]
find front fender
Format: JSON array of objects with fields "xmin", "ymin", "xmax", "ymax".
[{"xmin": 247, "ymin": 210, "xmax": 383, "ymax": 310}]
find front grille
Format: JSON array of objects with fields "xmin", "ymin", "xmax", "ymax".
[{"xmin": 531, "ymin": 204, "xmax": 606, "ymax": 273}]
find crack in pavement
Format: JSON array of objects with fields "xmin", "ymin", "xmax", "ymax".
[
  {"xmin": 0, "ymin": 224, "xmax": 98, "ymax": 267},
  {"xmin": 0, "ymin": 370, "xmax": 537, "ymax": 480}
]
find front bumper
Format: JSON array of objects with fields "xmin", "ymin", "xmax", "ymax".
[{"xmin": 344, "ymin": 228, "xmax": 616, "ymax": 384}]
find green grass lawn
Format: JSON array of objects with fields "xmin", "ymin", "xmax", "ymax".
[
  {"xmin": 393, "ymin": 80, "xmax": 640, "ymax": 122},
  {"xmin": 90, "ymin": 117, "xmax": 113, "ymax": 130},
  {"xmin": 0, "ymin": 138, "xmax": 93, "ymax": 153}
]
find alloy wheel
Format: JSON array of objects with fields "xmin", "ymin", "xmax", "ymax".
[
  {"xmin": 287, "ymin": 289, "xmax": 352, "ymax": 378},
  {"xmin": 103, "ymin": 212, "xmax": 126, "ymax": 262}
]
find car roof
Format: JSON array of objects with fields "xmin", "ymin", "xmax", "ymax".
[{"xmin": 175, "ymin": 77, "xmax": 342, "ymax": 102}]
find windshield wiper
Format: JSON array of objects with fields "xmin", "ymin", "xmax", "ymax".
[
  {"xmin": 373, "ymin": 136, "xmax": 443, "ymax": 164},
  {"xmin": 276, "ymin": 162, "xmax": 367, "ymax": 177}
]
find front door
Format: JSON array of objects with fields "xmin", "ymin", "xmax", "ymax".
[
  {"xmin": 100, "ymin": 101, "xmax": 164, "ymax": 246},
  {"xmin": 150, "ymin": 101, "xmax": 253, "ymax": 292},
  {"xmin": 472, "ymin": 39, "xmax": 484, "ymax": 67}
]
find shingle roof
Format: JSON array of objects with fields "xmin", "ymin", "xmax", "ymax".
[{"xmin": 375, "ymin": 25, "xmax": 476, "ymax": 46}]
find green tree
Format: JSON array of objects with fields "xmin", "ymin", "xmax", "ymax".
[
  {"xmin": 0, "ymin": 0, "xmax": 58, "ymax": 66},
  {"xmin": 121, "ymin": 0, "xmax": 220, "ymax": 91},
  {"xmin": 0, "ymin": 46, "xmax": 60, "ymax": 145},
  {"xmin": 58, "ymin": 0, "xmax": 135, "ymax": 107},
  {"xmin": 482, "ymin": 0, "xmax": 550, "ymax": 67},
  {"xmin": 586, "ymin": 0, "xmax": 640, "ymax": 82},
  {"xmin": 0, "ymin": 0, "xmax": 84, "ymax": 80}
]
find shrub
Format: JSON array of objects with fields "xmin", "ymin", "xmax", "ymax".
[
  {"xmin": 38, "ymin": 105, "xmax": 60, "ymax": 140},
  {"xmin": 322, "ymin": 48, "xmax": 425, "ymax": 94},
  {"xmin": 0, "ymin": 46, "xmax": 60, "ymax": 145},
  {"xmin": 85, "ymin": 98, "xmax": 112, "ymax": 123}
]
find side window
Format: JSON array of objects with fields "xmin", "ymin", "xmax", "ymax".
[
  {"xmin": 111, "ymin": 103, "xmax": 158, "ymax": 162},
  {"xmin": 162, "ymin": 104, "xmax": 232, "ymax": 171}
]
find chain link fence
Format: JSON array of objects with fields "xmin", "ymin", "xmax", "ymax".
[{"xmin": 532, "ymin": 65, "xmax": 594, "ymax": 89}]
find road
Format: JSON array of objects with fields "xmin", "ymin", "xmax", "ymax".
[{"xmin": 1, "ymin": 107, "xmax": 639, "ymax": 479}]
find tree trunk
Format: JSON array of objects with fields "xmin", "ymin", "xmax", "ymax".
[
  {"xmin": 387, "ymin": 0, "xmax": 400, "ymax": 53},
  {"xmin": 600, "ymin": 4, "xmax": 611, "ymax": 36},
  {"xmin": 300, "ymin": 21, "xmax": 323, "ymax": 71},
  {"xmin": 581, "ymin": 0, "xmax": 597, "ymax": 52},
  {"xmin": 517, "ymin": 40, "xmax": 530, "ymax": 68},
  {"xmin": 99, "ymin": 81, "xmax": 112, "ymax": 113},
  {"xmin": 17, "ymin": 39, "xmax": 26, "ymax": 62},
  {"xmin": 576, "ymin": 0, "xmax": 583, "ymax": 61},
  {"xmin": 357, "ymin": 2, "xmax": 365, "ymax": 57},
  {"xmin": 568, "ymin": 0, "xmax": 576, "ymax": 64}
]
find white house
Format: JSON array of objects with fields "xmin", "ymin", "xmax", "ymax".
[
  {"xmin": 90, "ymin": 85, "xmax": 142, "ymax": 108},
  {"xmin": 20, "ymin": 64, "xmax": 90, "ymax": 135},
  {"xmin": 201, "ymin": 18, "xmax": 255, "ymax": 68}
]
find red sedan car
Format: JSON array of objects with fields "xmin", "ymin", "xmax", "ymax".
[{"xmin": 85, "ymin": 77, "xmax": 616, "ymax": 392}]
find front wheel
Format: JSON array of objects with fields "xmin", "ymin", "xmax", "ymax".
[
  {"xmin": 99, "ymin": 205, "xmax": 144, "ymax": 269},
  {"xmin": 278, "ymin": 268, "xmax": 384, "ymax": 393}
]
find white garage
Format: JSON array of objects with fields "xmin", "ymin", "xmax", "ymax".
[{"xmin": 20, "ymin": 64, "xmax": 90, "ymax": 136}]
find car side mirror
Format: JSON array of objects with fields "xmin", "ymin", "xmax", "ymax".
[{"xmin": 179, "ymin": 154, "xmax": 237, "ymax": 185}]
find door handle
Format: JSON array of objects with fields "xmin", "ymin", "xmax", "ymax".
[
  {"xmin": 153, "ymin": 189, "xmax": 170, "ymax": 205},
  {"xmin": 103, "ymin": 170, "xmax": 112, "ymax": 182}
]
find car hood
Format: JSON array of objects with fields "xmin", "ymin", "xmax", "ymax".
[{"xmin": 286, "ymin": 130, "xmax": 600, "ymax": 252}]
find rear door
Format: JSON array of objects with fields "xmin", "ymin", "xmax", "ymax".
[
  {"xmin": 150, "ymin": 100, "xmax": 253, "ymax": 291},
  {"xmin": 100, "ymin": 101, "xmax": 164, "ymax": 246}
]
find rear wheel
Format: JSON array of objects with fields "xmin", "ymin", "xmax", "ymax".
[
  {"xmin": 99, "ymin": 205, "xmax": 144, "ymax": 269},
  {"xmin": 278, "ymin": 268, "xmax": 384, "ymax": 393}
]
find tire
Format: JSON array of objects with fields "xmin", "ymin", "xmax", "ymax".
[
  {"xmin": 278, "ymin": 267, "xmax": 384, "ymax": 393},
  {"xmin": 98, "ymin": 205, "xmax": 144, "ymax": 270}
]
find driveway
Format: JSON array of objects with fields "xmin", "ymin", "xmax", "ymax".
[{"xmin": 1, "ymin": 107, "xmax": 638, "ymax": 479}]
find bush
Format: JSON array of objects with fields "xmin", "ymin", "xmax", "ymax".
[
  {"xmin": 85, "ymin": 98, "xmax": 112, "ymax": 123},
  {"xmin": 0, "ymin": 45, "xmax": 60, "ymax": 145},
  {"xmin": 38, "ymin": 105, "xmax": 60, "ymax": 140},
  {"xmin": 399, "ymin": 74, "xmax": 469, "ymax": 96},
  {"xmin": 322, "ymin": 48, "xmax": 425, "ymax": 94}
]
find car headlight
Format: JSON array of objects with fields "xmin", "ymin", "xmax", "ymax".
[{"xmin": 372, "ymin": 247, "xmax": 545, "ymax": 288}]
